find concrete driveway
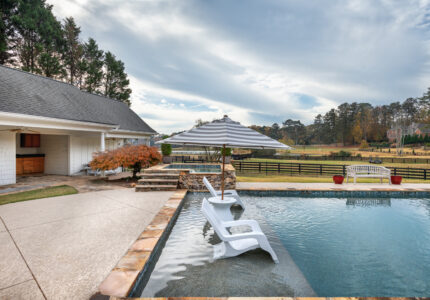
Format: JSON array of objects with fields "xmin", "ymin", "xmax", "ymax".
[{"xmin": 0, "ymin": 188, "xmax": 174, "ymax": 300}]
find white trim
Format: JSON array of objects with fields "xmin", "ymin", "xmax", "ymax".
[
  {"xmin": 0, "ymin": 111, "xmax": 118, "ymax": 132},
  {"xmin": 105, "ymin": 129, "xmax": 154, "ymax": 139}
]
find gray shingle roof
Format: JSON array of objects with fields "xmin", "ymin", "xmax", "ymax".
[{"xmin": 0, "ymin": 65, "xmax": 156, "ymax": 134}]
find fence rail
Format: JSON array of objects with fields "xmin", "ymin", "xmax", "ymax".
[
  {"xmin": 234, "ymin": 154, "xmax": 430, "ymax": 164},
  {"xmin": 232, "ymin": 161, "xmax": 430, "ymax": 180}
]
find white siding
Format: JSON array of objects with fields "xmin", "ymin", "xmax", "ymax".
[
  {"xmin": 40, "ymin": 135, "xmax": 69, "ymax": 175},
  {"xmin": 69, "ymin": 136, "xmax": 124, "ymax": 175},
  {"xmin": 106, "ymin": 138, "xmax": 124, "ymax": 151},
  {"xmin": 0, "ymin": 132, "xmax": 16, "ymax": 185},
  {"xmin": 69, "ymin": 135, "xmax": 100, "ymax": 175}
]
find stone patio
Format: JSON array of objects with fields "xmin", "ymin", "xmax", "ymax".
[
  {"xmin": 0, "ymin": 173, "xmax": 140, "ymax": 195},
  {"xmin": 0, "ymin": 188, "xmax": 174, "ymax": 299}
]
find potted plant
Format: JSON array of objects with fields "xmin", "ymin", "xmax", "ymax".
[
  {"xmin": 221, "ymin": 147, "xmax": 232, "ymax": 164},
  {"xmin": 391, "ymin": 175, "xmax": 402, "ymax": 185},
  {"xmin": 333, "ymin": 175, "xmax": 344, "ymax": 184},
  {"xmin": 161, "ymin": 143, "xmax": 173, "ymax": 164}
]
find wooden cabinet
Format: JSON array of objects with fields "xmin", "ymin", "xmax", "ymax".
[
  {"xmin": 16, "ymin": 156, "xmax": 44, "ymax": 175},
  {"xmin": 20, "ymin": 134, "xmax": 40, "ymax": 148}
]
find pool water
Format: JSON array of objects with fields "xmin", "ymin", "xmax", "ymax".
[
  {"xmin": 164, "ymin": 164, "xmax": 221, "ymax": 173},
  {"xmin": 139, "ymin": 193, "xmax": 430, "ymax": 297}
]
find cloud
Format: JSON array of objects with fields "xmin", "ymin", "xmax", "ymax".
[{"xmin": 49, "ymin": 0, "xmax": 430, "ymax": 133}]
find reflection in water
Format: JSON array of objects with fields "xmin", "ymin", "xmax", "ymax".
[
  {"xmin": 141, "ymin": 193, "xmax": 315, "ymax": 297},
  {"xmin": 346, "ymin": 198, "xmax": 391, "ymax": 207}
]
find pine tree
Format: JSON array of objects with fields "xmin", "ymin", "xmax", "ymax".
[
  {"xmin": 37, "ymin": 51, "xmax": 64, "ymax": 77},
  {"xmin": 62, "ymin": 17, "xmax": 82, "ymax": 85},
  {"xmin": 12, "ymin": 0, "xmax": 63, "ymax": 74},
  {"xmin": 103, "ymin": 51, "xmax": 131, "ymax": 106},
  {"xmin": 82, "ymin": 38, "xmax": 103, "ymax": 93},
  {"xmin": 0, "ymin": 0, "xmax": 18, "ymax": 64}
]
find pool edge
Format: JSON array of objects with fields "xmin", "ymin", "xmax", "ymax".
[{"xmin": 96, "ymin": 189, "xmax": 188, "ymax": 299}]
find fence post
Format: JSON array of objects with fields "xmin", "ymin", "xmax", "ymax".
[
  {"xmin": 424, "ymin": 169, "xmax": 427, "ymax": 180},
  {"xmin": 320, "ymin": 164, "xmax": 322, "ymax": 175},
  {"xmin": 259, "ymin": 162, "xmax": 261, "ymax": 173},
  {"xmin": 394, "ymin": 168, "xmax": 397, "ymax": 176},
  {"xmin": 298, "ymin": 163, "xmax": 301, "ymax": 174},
  {"xmin": 342, "ymin": 165, "xmax": 346, "ymax": 176},
  {"xmin": 278, "ymin": 163, "xmax": 280, "ymax": 174},
  {"xmin": 239, "ymin": 161, "xmax": 242, "ymax": 172},
  {"xmin": 266, "ymin": 162, "xmax": 268, "ymax": 175}
]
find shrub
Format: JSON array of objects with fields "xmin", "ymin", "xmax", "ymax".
[
  {"xmin": 251, "ymin": 148, "xmax": 276, "ymax": 157},
  {"xmin": 221, "ymin": 147, "xmax": 232, "ymax": 156},
  {"xmin": 90, "ymin": 145, "xmax": 161, "ymax": 178},
  {"xmin": 338, "ymin": 150, "xmax": 352, "ymax": 157},
  {"xmin": 356, "ymin": 153, "xmax": 362, "ymax": 158},
  {"xmin": 359, "ymin": 140, "xmax": 369, "ymax": 149},
  {"xmin": 161, "ymin": 143, "xmax": 172, "ymax": 156}
]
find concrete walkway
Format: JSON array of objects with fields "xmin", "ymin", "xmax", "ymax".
[
  {"xmin": 237, "ymin": 182, "xmax": 430, "ymax": 191},
  {"xmin": 0, "ymin": 189, "xmax": 174, "ymax": 300}
]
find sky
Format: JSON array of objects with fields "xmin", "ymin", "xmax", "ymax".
[{"xmin": 48, "ymin": 0, "xmax": 430, "ymax": 134}]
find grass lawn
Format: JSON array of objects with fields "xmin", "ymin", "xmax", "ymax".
[
  {"xmin": 244, "ymin": 158, "xmax": 430, "ymax": 168},
  {"xmin": 0, "ymin": 185, "xmax": 78, "ymax": 206},
  {"xmin": 237, "ymin": 173, "xmax": 429, "ymax": 183}
]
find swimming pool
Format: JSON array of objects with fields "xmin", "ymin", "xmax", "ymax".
[
  {"xmin": 164, "ymin": 164, "xmax": 221, "ymax": 173},
  {"xmin": 134, "ymin": 192, "xmax": 430, "ymax": 297}
]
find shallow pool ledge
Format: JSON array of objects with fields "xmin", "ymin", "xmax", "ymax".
[{"xmin": 95, "ymin": 189, "xmax": 188, "ymax": 299}]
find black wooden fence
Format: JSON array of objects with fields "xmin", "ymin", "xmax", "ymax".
[{"xmin": 232, "ymin": 161, "xmax": 430, "ymax": 180}]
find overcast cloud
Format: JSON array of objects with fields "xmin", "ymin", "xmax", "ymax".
[{"xmin": 49, "ymin": 0, "xmax": 430, "ymax": 133}]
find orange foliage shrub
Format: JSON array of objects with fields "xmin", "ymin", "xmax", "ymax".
[{"xmin": 89, "ymin": 144, "xmax": 161, "ymax": 178}]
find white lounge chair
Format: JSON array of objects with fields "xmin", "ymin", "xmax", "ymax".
[
  {"xmin": 201, "ymin": 198, "xmax": 278, "ymax": 263},
  {"xmin": 203, "ymin": 177, "xmax": 245, "ymax": 209}
]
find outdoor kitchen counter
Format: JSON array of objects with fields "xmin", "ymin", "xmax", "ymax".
[{"xmin": 16, "ymin": 154, "xmax": 45, "ymax": 175}]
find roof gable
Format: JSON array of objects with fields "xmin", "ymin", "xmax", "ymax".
[{"xmin": 0, "ymin": 65, "xmax": 156, "ymax": 134}]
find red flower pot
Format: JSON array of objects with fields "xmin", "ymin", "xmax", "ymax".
[
  {"xmin": 391, "ymin": 175, "xmax": 402, "ymax": 185},
  {"xmin": 333, "ymin": 175, "xmax": 344, "ymax": 184}
]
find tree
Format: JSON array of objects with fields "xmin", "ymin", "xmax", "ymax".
[
  {"xmin": 103, "ymin": 51, "xmax": 132, "ymax": 105},
  {"xmin": 12, "ymin": 0, "xmax": 63, "ymax": 74},
  {"xmin": 0, "ymin": 0, "xmax": 18, "ymax": 64},
  {"xmin": 37, "ymin": 51, "xmax": 64, "ymax": 77},
  {"xmin": 351, "ymin": 119, "xmax": 363, "ymax": 144},
  {"xmin": 82, "ymin": 38, "xmax": 104, "ymax": 93},
  {"xmin": 282, "ymin": 119, "xmax": 305, "ymax": 145},
  {"xmin": 62, "ymin": 17, "xmax": 82, "ymax": 84},
  {"xmin": 89, "ymin": 145, "xmax": 161, "ymax": 179}
]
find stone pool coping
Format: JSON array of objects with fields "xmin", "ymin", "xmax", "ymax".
[
  {"xmin": 96, "ymin": 189, "xmax": 188, "ymax": 298},
  {"xmin": 95, "ymin": 186, "xmax": 430, "ymax": 299}
]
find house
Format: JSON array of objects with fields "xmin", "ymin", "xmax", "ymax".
[
  {"xmin": 0, "ymin": 65, "xmax": 156, "ymax": 186},
  {"xmin": 387, "ymin": 122, "xmax": 430, "ymax": 142}
]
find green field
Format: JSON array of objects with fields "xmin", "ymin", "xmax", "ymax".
[
  {"xmin": 0, "ymin": 185, "xmax": 78, "ymax": 206},
  {"xmin": 244, "ymin": 158, "xmax": 430, "ymax": 169}
]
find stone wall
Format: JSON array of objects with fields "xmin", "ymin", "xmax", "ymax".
[{"xmin": 178, "ymin": 164, "xmax": 236, "ymax": 191}]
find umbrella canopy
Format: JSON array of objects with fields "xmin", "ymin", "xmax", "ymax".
[
  {"xmin": 157, "ymin": 115, "xmax": 291, "ymax": 199},
  {"xmin": 157, "ymin": 115, "xmax": 291, "ymax": 150}
]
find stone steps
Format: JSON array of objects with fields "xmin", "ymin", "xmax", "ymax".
[
  {"xmin": 138, "ymin": 178, "xmax": 178, "ymax": 186},
  {"xmin": 135, "ymin": 185, "xmax": 178, "ymax": 192},
  {"xmin": 135, "ymin": 169, "xmax": 180, "ymax": 192},
  {"xmin": 140, "ymin": 173, "xmax": 180, "ymax": 179}
]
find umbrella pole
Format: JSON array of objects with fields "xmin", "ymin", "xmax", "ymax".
[{"xmin": 221, "ymin": 144, "xmax": 225, "ymax": 200}]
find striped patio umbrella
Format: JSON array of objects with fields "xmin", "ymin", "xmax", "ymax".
[{"xmin": 157, "ymin": 115, "xmax": 291, "ymax": 198}]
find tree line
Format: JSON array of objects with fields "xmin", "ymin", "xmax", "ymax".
[
  {"xmin": 0, "ymin": 0, "xmax": 132, "ymax": 105},
  {"xmin": 250, "ymin": 90, "xmax": 430, "ymax": 146}
]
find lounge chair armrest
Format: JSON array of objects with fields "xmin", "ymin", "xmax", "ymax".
[
  {"xmin": 224, "ymin": 231, "xmax": 265, "ymax": 241},
  {"xmin": 215, "ymin": 190, "xmax": 238, "ymax": 196},
  {"xmin": 222, "ymin": 219, "xmax": 261, "ymax": 232}
]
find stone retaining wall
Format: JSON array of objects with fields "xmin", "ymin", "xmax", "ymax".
[{"xmin": 177, "ymin": 164, "xmax": 236, "ymax": 191}]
